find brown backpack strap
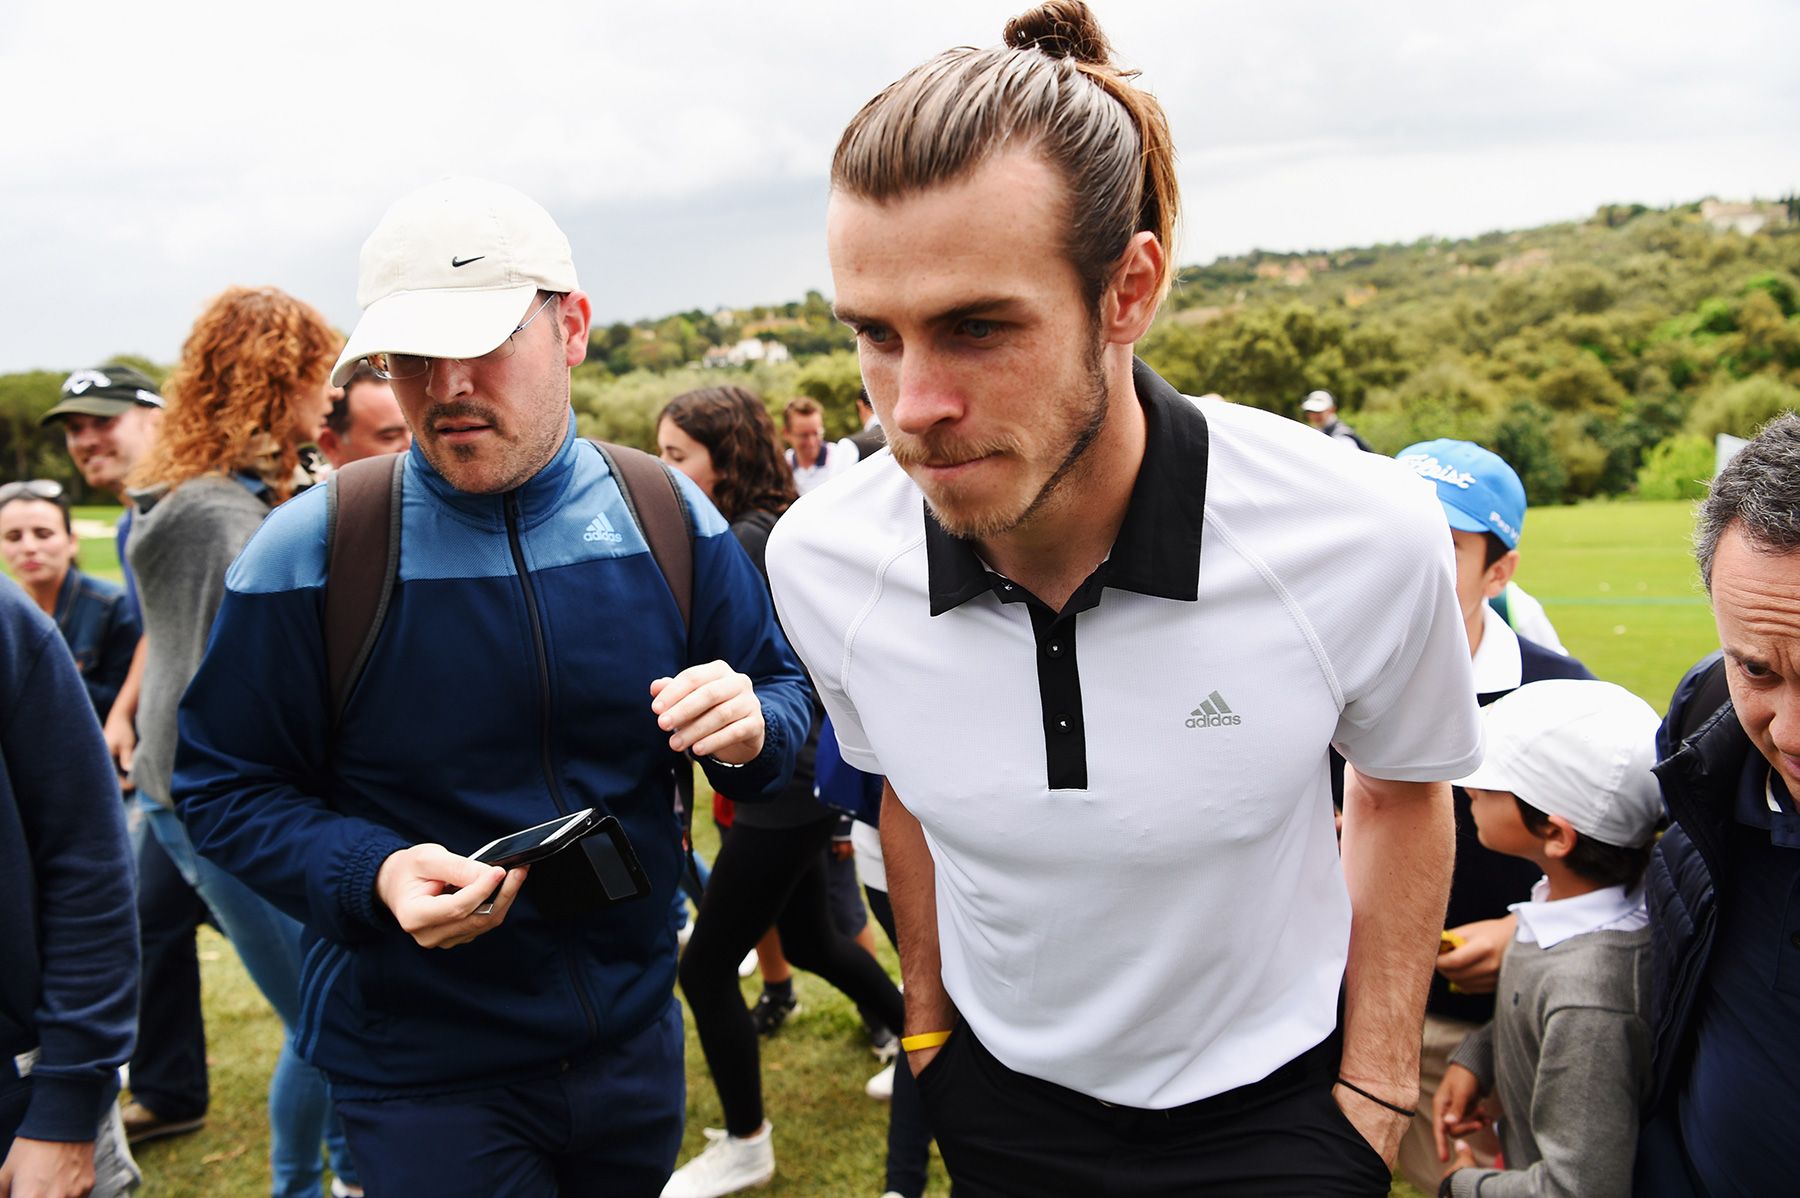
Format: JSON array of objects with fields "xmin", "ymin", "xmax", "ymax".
[
  {"xmin": 587, "ymin": 439, "xmax": 702, "ymax": 892},
  {"xmin": 324, "ymin": 454, "xmax": 404, "ymax": 725},
  {"xmin": 589, "ymin": 440, "xmax": 693, "ymax": 630}
]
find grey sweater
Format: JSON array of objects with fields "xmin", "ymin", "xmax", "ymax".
[
  {"xmin": 1445, "ymin": 926, "xmax": 1652, "ymax": 1198},
  {"xmin": 126, "ymin": 476, "xmax": 271, "ymax": 809}
]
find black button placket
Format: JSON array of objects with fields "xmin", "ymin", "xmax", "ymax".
[{"xmin": 991, "ymin": 580, "xmax": 1089, "ymax": 791}]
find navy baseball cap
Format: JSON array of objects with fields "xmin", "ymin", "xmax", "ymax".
[{"xmin": 1396, "ymin": 439, "xmax": 1527, "ymax": 548}]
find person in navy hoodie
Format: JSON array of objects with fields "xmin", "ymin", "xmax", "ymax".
[
  {"xmin": 0, "ymin": 578, "xmax": 139, "ymax": 1196},
  {"xmin": 173, "ymin": 177, "xmax": 810, "ymax": 1197}
]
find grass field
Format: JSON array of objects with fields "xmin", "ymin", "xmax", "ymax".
[{"xmin": 47, "ymin": 498, "xmax": 1719, "ymax": 1196}]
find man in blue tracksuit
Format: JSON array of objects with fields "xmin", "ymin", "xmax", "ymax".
[{"xmin": 173, "ymin": 177, "xmax": 810, "ymax": 1197}]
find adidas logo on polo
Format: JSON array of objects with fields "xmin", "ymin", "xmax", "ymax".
[
  {"xmin": 583, "ymin": 513, "xmax": 623, "ymax": 544},
  {"xmin": 1185, "ymin": 691, "xmax": 1242, "ymax": 729}
]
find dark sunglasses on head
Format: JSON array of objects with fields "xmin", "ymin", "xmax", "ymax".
[{"xmin": 0, "ymin": 479, "xmax": 65, "ymax": 507}]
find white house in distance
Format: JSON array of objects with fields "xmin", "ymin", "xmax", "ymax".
[
  {"xmin": 1700, "ymin": 199, "xmax": 1790, "ymax": 236},
  {"xmin": 702, "ymin": 338, "xmax": 792, "ymax": 368}
]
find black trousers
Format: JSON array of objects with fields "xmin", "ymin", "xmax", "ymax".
[
  {"xmin": 678, "ymin": 818, "xmax": 906, "ymax": 1137},
  {"xmin": 916, "ymin": 1025, "xmax": 1392, "ymax": 1198},
  {"xmin": 129, "ymin": 822, "xmax": 211, "ymax": 1120}
]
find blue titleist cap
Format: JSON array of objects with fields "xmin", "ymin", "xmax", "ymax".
[{"xmin": 1395, "ymin": 439, "xmax": 1527, "ymax": 548}]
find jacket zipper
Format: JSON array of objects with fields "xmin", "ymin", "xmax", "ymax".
[{"xmin": 504, "ymin": 491, "xmax": 599, "ymax": 1042}]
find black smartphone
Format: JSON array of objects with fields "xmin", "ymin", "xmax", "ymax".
[{"xmin": 471, "ymin": 808, "xmax": 601, "ymax": 869}]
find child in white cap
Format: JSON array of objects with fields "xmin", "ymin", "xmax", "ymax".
[{"xmin": 1433, "ymin": 678, "xmax": 1663, "ymax": 1198}]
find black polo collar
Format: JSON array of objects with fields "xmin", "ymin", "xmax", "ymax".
[{"xmin": 925, "ymin": 358, "xmax": 1209, "ymax": 616}]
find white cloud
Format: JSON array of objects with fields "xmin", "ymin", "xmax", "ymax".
[{"xmin": 1, "ymin": 0, "xmax": 1794, "ymax": 370}]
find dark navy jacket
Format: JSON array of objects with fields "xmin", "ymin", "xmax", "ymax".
[
  {"xmin": 0, "ymin": 580, "xmax": 137, "ymax": 1142},
  {"xmin": 1637, "ymin": 653, "xmax": 1795, "ymax": 1195},
  {"xmin": 173, "ymin": 422, "xmax": 810, "ymax": 1094},
  {"xmin": 1643, "ymin": 654, "xmax": 1733, "ymax": 1123},
  {"xmin": 51, "ymin": 567, "xmax": 139, "ymax": 719}
]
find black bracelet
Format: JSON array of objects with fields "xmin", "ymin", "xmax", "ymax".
[{"xmin": 1335, "ymin": 1077, "xmax": 1418, "ymax": 1119}]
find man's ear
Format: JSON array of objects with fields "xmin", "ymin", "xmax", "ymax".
[
  {"xmin": 1101, "ymin": 231, "xmax": 1165, "ymax": 347},
  {"xmin": 316, "ymin": 427, "xmax": 343, "ymax": 467},
  {"xmin": 1483, "ymin": 548, "xmax": 1521, "ymax": 600},
  {"xmin": 559, "ymin": 291, "xmax": 594, "ymax": 368}
]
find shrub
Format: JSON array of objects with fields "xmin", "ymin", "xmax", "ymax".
[{"xmin": 1635, "ymin": 435, "xmax": 1715, "ymax": 501}]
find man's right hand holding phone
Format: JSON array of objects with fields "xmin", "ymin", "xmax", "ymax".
[{"xmin": 376, "ymin": 844, "xmax": 528, "ymax": 949}]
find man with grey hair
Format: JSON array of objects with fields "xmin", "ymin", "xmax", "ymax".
[{"xmin": 1635, "ymin": 411, "xmax": 1800, "ymax": 1196}]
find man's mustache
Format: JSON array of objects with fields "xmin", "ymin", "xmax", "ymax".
[{"xmin": 887, "ymin": 432, "xmax": 1021, "ymax": 469}]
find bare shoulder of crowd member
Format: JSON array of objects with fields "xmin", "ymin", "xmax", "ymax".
[{"xmin": 762, "ymin": 4, "xmax": 1480, "ymax": 1196}]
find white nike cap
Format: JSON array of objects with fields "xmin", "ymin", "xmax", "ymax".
[
  {"xmin": 331, "ymin": 176, "xmax": 579, "ymax": 386},
  {"xmin": 1457, "ymin": 679, "xmax": 1665, "ymax": 849},
  {"xmin": 1301, "ymin": 390, "xmax": 1336, "ymax": 413}
]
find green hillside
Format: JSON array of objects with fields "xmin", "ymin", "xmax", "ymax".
[{"xmin": 6, "ymin": 198, "xmax": 1796, "ymax": 508}]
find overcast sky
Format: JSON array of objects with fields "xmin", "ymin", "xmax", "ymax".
[{"xmin": 1, "ymin": 0, "xmax": 1793, "ymax": 373}]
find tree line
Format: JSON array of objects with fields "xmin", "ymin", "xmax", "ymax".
[{"xmin": 4, "ymin": 199, "xmax": 1795, "ymax": 507}]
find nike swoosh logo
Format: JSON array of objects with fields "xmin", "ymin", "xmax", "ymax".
[{"xmin": 450, "ymin": 255, "xmax": 485, "ymax": 268}]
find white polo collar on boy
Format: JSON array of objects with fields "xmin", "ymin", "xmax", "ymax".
[{"xmin": 1510, "ymin": 877, "xmax": 1648, "ymax": 948}]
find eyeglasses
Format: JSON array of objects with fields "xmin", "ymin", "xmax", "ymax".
[
  {"xmin": 0, "ymin": 479, "xmax": 65, "ymax": 507},
  {"xmin": 368, "ymin": 292, "xmax": 560, "ymax": 381}
]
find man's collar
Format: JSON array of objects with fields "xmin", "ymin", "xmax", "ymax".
[{"xmin": 925, "ymin": 358, "xmax": 1208, "ymax": 616}]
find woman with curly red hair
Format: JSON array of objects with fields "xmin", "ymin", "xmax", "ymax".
[{"xmin": 127, "ymin": 286, "xmax": 361, "ymax": 1198}]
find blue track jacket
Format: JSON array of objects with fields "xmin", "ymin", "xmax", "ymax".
[{"xmin": 172, "ymin": 420, "xmax": 809, "ymax": 1094}]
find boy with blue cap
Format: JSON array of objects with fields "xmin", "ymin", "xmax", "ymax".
[
  {"xmin": 1391, "ymin": 440, "xmax": 1596, "ymax": 1190},
  {"xmin": 1432, "ymin": 679, "xmax": 1662, "ymax": 1197}
]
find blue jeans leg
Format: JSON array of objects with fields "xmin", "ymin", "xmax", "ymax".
[{"xmin": 143, "ymin": 802, "xmax": 358, "ymax": 1197}]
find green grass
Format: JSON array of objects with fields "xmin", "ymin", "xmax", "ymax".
[
  {"xmin": 97, "ymin": 497, "xmax": 1717, "ymax": 1196},
  {"xmin": 1511, "ymin": 500, "xmax": 1717, "ymax": 711}
]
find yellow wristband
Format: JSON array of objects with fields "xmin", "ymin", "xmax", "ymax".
[{"xmin": 900, "ymin": 1031, "xmax": 952, "ymax": 1052}]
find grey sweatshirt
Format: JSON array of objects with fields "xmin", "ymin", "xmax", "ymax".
[
  {"xmin": 126, "ymin": 476, "xmax": 271, "ymax": 808},
  {"xmin": 1445, "ymin": 926, "xmax": 1652, "ymax": 1198}
]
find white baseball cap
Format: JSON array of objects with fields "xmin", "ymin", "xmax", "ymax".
[
  {"xmin": 1301, "ymin": 390, "xmax": 1336, "ymax": 413},
  {"xmin": 1457, "ymin": 679, "xmax": 1664, "ymax": 848},
  {"xmin": 331, "ymin": 177, "xmax": 579, "ymax": 386}
]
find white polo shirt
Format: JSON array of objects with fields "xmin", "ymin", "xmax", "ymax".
[
  {"xmin": 766, "ymin": 362, "xmax": 1483, "ymax": 1108},
  {"xmin": 787, "ymin": 441, "xmax": 857, "ymax": 495}
]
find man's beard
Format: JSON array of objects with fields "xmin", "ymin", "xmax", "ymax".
[{"xmin": 896, "ymin": 335, "xmax": 1110, "ymax": 541}]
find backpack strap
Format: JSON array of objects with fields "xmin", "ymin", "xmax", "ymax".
[
  {"xmin": 587, "ymin": 440, "xmax": 703, "ymax": 893},
  {"xmin": 324, "ymin": 454, "xmax": 404, "ymax": 726},
  {"xmin": 1672, "ymin": 653, "xmax": 1731, "ymax": 747},
  {"xmin": 590, "ymin": 439, "xmax": 693, "ymax": 630}
]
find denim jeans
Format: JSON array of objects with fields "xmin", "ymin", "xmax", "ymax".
[{"xmin": 141, "ymin": 799, "xmax": 358, "ymax": 1198}]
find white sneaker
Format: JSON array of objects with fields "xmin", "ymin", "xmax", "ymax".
[
  {"xmin": 737, "ymin": 950, "xmax": 758, "ymax": 978},
  {"xmin": 865, "ymin": 1062, "xmax": 894, "ymax": 1101},
  {"xmin": 662, "ymin": 1122, "xmax": 775, "ymax": 1197}
]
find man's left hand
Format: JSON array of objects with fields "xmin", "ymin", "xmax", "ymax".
[
  {"xmin": 0, "ymin": 1136, "xmax": 96, "ymax": 1198},
  {"xmin": 1332, "ymin": 1082, "xmax": 1415, "ymax": 1167},
  {"xmin": 650, "ymin": 662, "xmax": 764, "ymax": 764}
]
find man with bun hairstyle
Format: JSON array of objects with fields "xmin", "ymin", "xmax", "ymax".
[{"xmin": 767, "ymin": 4, "xmax": 1482, "ymax": 1193}]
